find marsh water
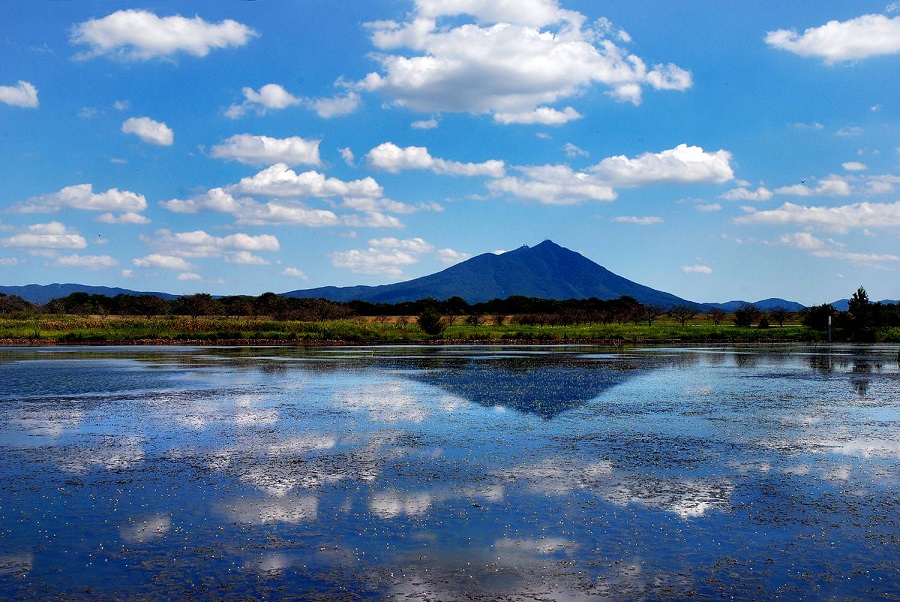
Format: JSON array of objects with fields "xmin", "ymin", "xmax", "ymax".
[{"xmin": 0, "ymin": 345, "xmax": 898, "ymax": 600}]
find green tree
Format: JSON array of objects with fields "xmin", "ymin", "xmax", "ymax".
[
  {"xmin": 417, "ymin": 306, "xmax": 446, "ymax": 336},
  {"xmin": 733, "ymin": 303, "xmax": 761, "ymax": 328}
]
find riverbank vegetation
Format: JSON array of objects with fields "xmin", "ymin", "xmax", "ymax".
[{"xmin": 1, "ymin": 287, "xmax": 898, "ymax": 345}]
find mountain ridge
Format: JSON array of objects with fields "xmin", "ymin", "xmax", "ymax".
[{"xmin": 4, "ymin": 241, "xmax": 887, "ymax": 310}]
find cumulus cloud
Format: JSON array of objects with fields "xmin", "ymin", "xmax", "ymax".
[
  {"xmin": 226, "ymin": 83, "xmax": 302, "ymax": 118},
  {"xmin": 161, "ymin": 188, "xmax": 241, "ymax": 214},
  {"xmin": 16, "ymin": 184, "xmax": 147, "ymax": 216},
  {"xmin": 774, "ymin": 176, "xmax": 852, "ymax": 197},
  {"xmin": 490, "ymin": 164, "xmax": 617, "ymax": 205},
  {"xmin": 490, "ymin": 144, "xmax": 732, "ymax": 204},
  {"xmin": 613, "ymin": 215, "xmax": 663, "ymax": 225},
  {"xmin": 591, "ymin": 144, "xmax": 733, "ymax": 186},
  {"xmin": 0, "ymin": 222, "xmax": 87, "ymax": 250},
  {"xmin": 71, "ymin": 9, "xmax": 257, "ymax": 61},
  {"xmin": 366, "ymin": 142, "xmax": 505, "ymax": 177},
  {"xmin": 736, "ymin": 201, "xmax": 900, "ymax": 233},
  {"xmin": 121, "ymin": 117, "xmax": 174, "ymax": 146},
  {"xmin": 842, "ymin": 161, "xmax": 868, "ymax": 172},
  {"xmin": 97, "ymin": 212, "xmax": 150, "ymax": 225},
  {"xmin": 308, "ymin": 91, "xmax": 361, "ymax": 118},
  {"xmin": 720, "ymin": 186, "xmax": 773, "ymax": 201},
  {"xmin": 231, "ymin": 164, "xmax": 383, "ymax": 198},
  {"xmin": 0, "ymin": 81, "xmax": 39, "ymax": 108},
  {"xmin": 331, "ymin": 237, "xmax": 439, "ymax": 276},
  {"xmin": 143, "ymin": 229, "xmax": 280, "ymax": 258},
  {"xmin": 47, "ymin": 254, "xmax": 118, "ymax": 270},
  {"xmin": 211, "ymin": 134, "xmax": 321, "ymax": 167},
  {"xmin": 779, "ymin": 231, "xmax": 899, "ymax": 267},
  {"xmin": 356, "ymin": 1, "xmax": 691, "ymax": 123},
  {"xmin": 133, "ymin": 254, "xmax": 195, "ymax": 270},
  {"xmin": 234, "ymin": 203, "xmax": 342, "ymax": 227},
  {"xmin": 226, "ymin": 84, "xmax": 360, "ymax": 119},
  {"xmin": 766, "ymin": 14, "xmax": 900, "ymax": 63}
]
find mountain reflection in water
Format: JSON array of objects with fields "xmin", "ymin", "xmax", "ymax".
[{"xmin": 406, "ymin": 354, "xmax": 651, "ymax": 418}]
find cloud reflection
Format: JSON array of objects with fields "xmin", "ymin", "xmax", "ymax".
[{"xmin": 120, "ymin": 514, "xmax": 172, "ymax": 544}]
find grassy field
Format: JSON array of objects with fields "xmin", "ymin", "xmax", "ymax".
[{"xmin": 0, "ymin": 312, "xmax": 872, "ymax": 345}]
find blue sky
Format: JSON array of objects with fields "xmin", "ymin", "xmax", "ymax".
[{"xmin": 1, "ymin": 0, "xmax": 899, "ymax": 305}]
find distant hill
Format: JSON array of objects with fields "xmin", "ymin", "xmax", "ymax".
[
  {"xmin": 701, "ymin": 298, "xmax": 806, "ymax": 312},
  {"xmin": 830, "ymin": 298, "xmax": 900, "ymax": 311},
  {"xmin": 0, "ymin": 283, "xmax": 178, "ymax": 305},
  {"xmin": 285, "ymin": 240, "xmax": 698, "ymax": 306}
]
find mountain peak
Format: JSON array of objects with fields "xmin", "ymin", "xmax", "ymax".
[{"xmin": 284, "ymin": 240, "xmax": 695, "ymax": 306}]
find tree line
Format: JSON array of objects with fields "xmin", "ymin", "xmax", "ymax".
[{"xmin": 1, "ymin": 286, "xmax": 898, "ymax": 339}]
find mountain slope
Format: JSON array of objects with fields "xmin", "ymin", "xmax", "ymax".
[
  {"xmin": 0, "ymin": 283, "xmax": 178, "ymax": 305},
  {"xmin": 284, "ymin": 240, "xmax": 697, "ymax": 306}
]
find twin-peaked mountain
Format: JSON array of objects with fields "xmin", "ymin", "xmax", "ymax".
[{"xmin": 284, "ymin": 240, "xmax": 697, "ymax": 307}]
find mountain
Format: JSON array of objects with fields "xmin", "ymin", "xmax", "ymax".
[
  {"xmin": 0, "ymin": 283, "xmax": 178, "ymax": 305},
  {"xmin": 831, "ymin": 298, "xmax": 900, "ymax": 311},
  {"xmin": 284, "ymin": 240, "xmax": 697, "ymax": 306},
  {"xmin": 701, "ymin": 298, "xmax": 806, "ymax": 312}
]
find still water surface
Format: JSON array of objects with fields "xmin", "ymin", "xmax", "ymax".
[{"xmin": 1, "ymin": 345, "xmax": 898, "ymax": 599}]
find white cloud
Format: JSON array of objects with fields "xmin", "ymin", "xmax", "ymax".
[
  {"xmin": 161, "ymin": 188, "xmax": 241, "ymax": 214},
  {"xmin": 211, "ymin": 134, "xmax": 321, "ymax": 167},
  {"xmin": 331, "ymin": 237, "xmax": 436, "ymax": 276},
  {"xmin": 366, "ymin": 142, "xmax": 505, "ymax": 177},
  {"xmin": 411, "ymin": 118, "xmax": 439, "ymax": 130},
  {"xmin": 145, "ymin": 229, "xmax": 280, "ymax": 258},
  {"xmin": 494, "ymin": 107, "xmax": 582, "ymax": 125},
  {"xmin": 339, "ymin": 147, "xmax": 356, "ymax": 166},
  {"xmin": 682, "ymin": 265, "xmax": 713, "ymax": 274},
  {"xmin": 613, "ymin": 216, "xmax": 663, "ymax": 225},
  {"xmin": 97, "ymin": 212, "xmax": 150, "ymax": 225},
  {"xmin": 133, "ymin": 254, "xmax": 195, "ymax": 270},
  {"xmin": 0, "ymin": 258, "xmax": 20, "ymax": 266},
  {"xmin": 720, "ymin": 186, "xmax": 773, "ymax": 201},
  {"xmin": 309, "ymin": 91, "xmax": 360, "ymax": 118},
  {"xmin": 842, "ymin": 161, "xmax": 868, "ymax": 172},
  {"xmin": 227, "ymin": 84, "xmax": 360, "ymax": 119},
  {"xmin": 696, "ymin": 203, "xmax": 722, "ymax": 212},
  {"xmin": 47, "ymin": 254, "xmax": 118, "ymax": 270},
  {"xmin": 774, "ymin": 176, "xmax": 851, "ymax": 197},
  {"xmin": 0, "ymin": 81, "xmax": 39, "ymax": 109},
  {"xmin": 779, "ymin": 231, "xmax": 899, "ymax": 267},
  {"xmin": 0, "ymin": 222, "xmax": 87, "ymax": 250},
  {"xmin": 122, "ymin": 117, "xmax": 173, "ymax": 146},
  {"xmin": 177, "ymin": 272, "xmax": 203, "ymax": 281},
  {"xmin": 591, "ymin": 144, "xmax": 733, "ymax": 187},
  {"xmin": 437, "ymin": 248, "xmax": 470, "ymax": 264},
  {"xmin": 283, "ymin": 267, "xmax": 309, "ymax": 279},
  {"xmin": 226, "ymin": 83, "xmax": 302, "ymax": 118},
  {"xmin": 490, "ymin": 144, "xmax": 732, "ymax": 205},
  {"xmin": 779, "ymin": 231, "xmax": 826, "ymax": 250},
  {"xmin": 232, "ymin": 164, "xmax": 383, "ymax": 198},
  {"xmin": 490, "ymin": 164, "xmax": 617, "ymax": 205},
  {"xmin": 71, "ymin": 9, "xmax": 257, "ymax": 61},
  {"xmin": 766, "ymin": 14, "xmax": 900, "ymax": 63},
  {"xmin": 736, "ymin": 201, "xmax": 900, "ymax": 232},
  {"xmin": 225, "ymin": 251, "xmax": 270, "ymax": 265},
  {"xmin": 234, "ymin": 202, "xmax": 342, "ymax": 227},
  {"xmin": 17, "ymin": 184, "xmax": 147, "ymax": 215},
  {"xmin": 357, "ymin": 3, "xmax": 691, "ymax": 123},
  {"xmin": 563, "ymin": 143, "xmax": 589, "ymax": 158}
]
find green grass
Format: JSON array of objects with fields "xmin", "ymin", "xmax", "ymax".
[{"xmin": 3, "ymin": 313, "xmax": 889, "ymax": 345}]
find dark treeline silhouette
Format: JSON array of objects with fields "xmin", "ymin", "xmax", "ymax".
[{"xmin": 2, "ymin": 287, "xmax": 899, "ymax": 340}]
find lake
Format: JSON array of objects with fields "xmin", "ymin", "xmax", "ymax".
[{"xmin": 1, "ymin": 345, "xmax": 898, "ymax": 600}]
